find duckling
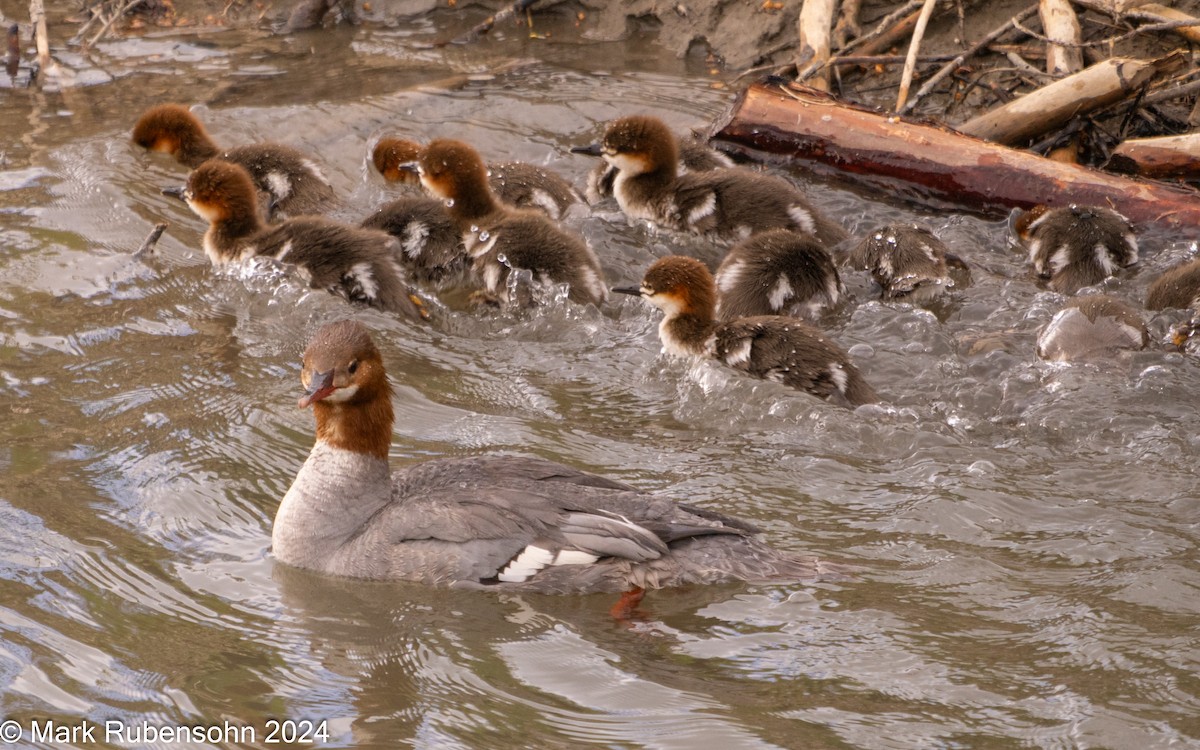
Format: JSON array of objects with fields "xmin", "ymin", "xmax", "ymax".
[
  {"xmin": 1036, "ymin": 295, "xmax": 1148, "ymax": 362},
  {"xmin": 1146, "ymin": 257, "xmax": 1200, "ymax": 311},
  {"xmin": 1011, "ymin": 204, "xmax": 1138, "ymax": 294},
  {"xmin": 573, "ymin": 114, "xmax": 846, "ymax": 245},
  {"xmin": 372, "ymin": 137, "xmax": 581, "ymax": 220},
  {"xmin": 275, "ymin": 319, "xmax": 825, "ymax": 593},
  {"xmin": 169, "ymin": 160, "xmax": 423, "ymax": 320},
  {"xmin": 613, "ymin": 256, "xmax": 877, "ymax": 406},
  {"xmin": 413, "ymin": 138, "xmax": 607, "ymax": 307},
  {"xmin": 359, "ymin": 197, "xmax": 466, "ymax": 286},
  {"xmin": 579, "ymin": 130, "xmax": 734, "ymax": 204},
  {"xmin": 133, "ymin": 103, "xmax": 335, "ymax": 219},
  {"xmin": 846, "ymin": 224, "xmax": 963, "ymax": 303},
  {"xmin": 714, "ymin": 229, "xmax": 842, "ymax": 321}
]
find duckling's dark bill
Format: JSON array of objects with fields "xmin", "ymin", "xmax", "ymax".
[
  {"xmin": 570, "ymin": 144, "xmax": 604, "ymax": 157},
  {"xmin": 161, "ymin": 186, "xmax": 186, "ymax": 201},
  {"xmin": 611, "ymin": 286, "xmax": 643, "ymax": 296}
]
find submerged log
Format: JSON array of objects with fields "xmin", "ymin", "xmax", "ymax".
[
  {"xmin": 958, "ymin": 57, "xmax": 1161, "ymax": 145},
  {"xmin": 1109, "ymin": 134, "xmax": 1200, "ymax": 179},
  {"xmin": 711, "ymin": 82, "xmax": 1200, "ymax": 229}
]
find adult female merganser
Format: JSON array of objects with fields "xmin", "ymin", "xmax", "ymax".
[
  {"xmin": 1036, "ymin": 295, "xmax": 1148, "ymax": 362},
  {"xmin": 573, "ymin": 115, "xmax": 846, "ymax": 246},
  {"xmin": 359, "ymin": 197, "xmax": 466, "ymax": 286},
  {"xmin": 1145, "ymin": 257, "xmax": 1200, "ymax": 311},
  {"xmin": 613, "ymin": 256, "xmax": 877, "ymax": 406},
  {"xmin": 578, "ymin": 131, "xmax": 734, "ymax": 205},
  {"xmin": 372, "ymin": 137, "xmax": 582, "ymax": 220},
  {"xmin": 133, "ymin": 103, "xmax": 335, "ymax": 219},
  {"xmin": 713, "ymin": 228, "xmax": 842, "ymax": 321},
  {"xmin": 170, "ymin": 160, "xmax": 423, "ymax": 320},
  {"xmin": 273, "ymin": 319, "xmax": 822, "ymax": 593},
  {"xmin": 845, "ymin": 224, "xmax": 964, "ymax": 303},
  {"xmin": 412, "ymin": 138, "xmax": 608, "ymax": 307},
  {"xmin": 1010, "ymin": 205, "xmax": 1138, "ymax": 294}
]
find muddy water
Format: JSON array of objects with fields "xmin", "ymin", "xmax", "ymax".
[{"xmin": 1, "ymin": 7, "xmax": 1199, "ymax": 749}]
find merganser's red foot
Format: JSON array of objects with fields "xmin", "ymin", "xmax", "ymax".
[{"xmin": 609, "ymin": 586, "xmax": 646, "ymax": 621}]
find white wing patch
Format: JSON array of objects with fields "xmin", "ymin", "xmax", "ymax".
[
  {"xmin": 716, "ymin": 259, "xmax": 744, "ymax": 293},
  {"xmin": 274, "ymin": 240, "xmax": 293, "ymax": 263},
  {"xmin": 265, "ymin": 171, "xmax": 292, "ymax": 201},
  {"xmin": 723, "ymin": 337, "xmax": 754, "ymax": 366},
  {"xmin": 348, "ymin": 262, "xmax": 379, "ymax": 299},
  {"xmin": 496, "ymin": 544, "xmax": 600, "ymax": 582},
  {"xmin": 828, "ymin": 362, "xmax": 849, "ymax": 393},
  {"xmin": 403, "ymin": 222, "xmax": 430, "ymax": 259},
  {"xmin": 686, "ymin": 192, "xmax": 717, "ymax": 227},
  {"xmin": 1095, "ymin": 243, "xmax": 1118, "ymax": 275},
  {"xmin": 787, "ymin": 205, "xmax": 816, "ymax": 235},
  {"xmin": 530, "ymin": 189, "xmax": 560, "ymax": 219},
  {"xmin": 1048, "ymin": 244, "xmax": 1071, "ymax": 275},
  {"xmin": 768, "ymin": 274, "xmax": 793, "ymax": 311},
  {"xmin": 482, "ymin": 262, "xmax": 502, "ymax": 293}
]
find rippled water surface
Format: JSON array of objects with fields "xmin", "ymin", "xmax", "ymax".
[{"xmin": 2, "ymin": 7, "xmax": 1199, "ymax": 749}]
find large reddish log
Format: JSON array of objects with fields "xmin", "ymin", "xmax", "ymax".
[
  {"xmin": 710, "ymin": 83, "xmax": 1200, "ymax": 230},
  {"xmin": 1108, "ymin": 134, "xmax": 1200, "ymax": 179}
]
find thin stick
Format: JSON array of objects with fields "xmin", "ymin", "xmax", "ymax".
[
  {"xmin": 438, "ymin": 0, "xmax": 539, "ymax": 46},
  {"xmin": 797, "ymin": 0, "xmax": 923, "ymax": 82},
  {"xmin": 30, "ymin": 0, "xmax": 49, "ymax": 70},
  {"xmin": 89, "ymin": 0, "xmax": 141, "ymax": 46},
  {"xmin": 896, "ymin": 0, "xmax": 939, "ymax": 112},
  {"xmin": 134, "ymin": 223, "xmax": 167, "ymax": 260},
  {"xmin": 797, "ymin": 0, "xmax": 837, "ymax": 91},
  {"xmin": 1012, "ymin": 16, "xmax": 1200, "ymax": 47},
  {"xmin": 899, "ymin": 4, "xmax": 1038, "ymax": 115}
]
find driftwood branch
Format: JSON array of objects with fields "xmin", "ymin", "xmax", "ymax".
[
  {"xmin": 797, "ymin": 0, "xmax": 836, "ymax": 91},
  {"xmin": 833, "ymin": 0, "xmax": 862, "ymax": 48},
  {"xmin": 957, "ymin": 57, "xmax": 1163, "ymax": 145},
  {"xmin": 798, "ymin": 0, "xmax": 923, "ymax": 82},
  {"xmin": 712, "ymin": 83, "xmax": 1200, "ymax": 229},
  {"xmin": 899, "ymin": 5, "xmax": 1038, "ymax": 115},
  {"xmin": 1108, "ymin": 134, "xmax": 1200, "ymax": 179},
  {"xmin": 30, "ymin": 0, "xmax": 49, "ymax": 70},
  {"xmin": 1039, "ymin": 0, "xmax": 1084, "ymax": 75},
  {"xmin": 895, "ymin": 0, "xmax": 939, "ymax": 111},
  {"xmin": 1126, "ymin": 4, "xmax": 1200, "ymax": 43}
]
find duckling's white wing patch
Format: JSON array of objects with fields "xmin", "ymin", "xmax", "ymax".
[
  {"xmin": 1095, "ymin": 243, "xmax": 1118, "ymax": 275},
  {"xmin": 686, "ymin": 192, "xmax": 717, "ymax": 227},
  {"xmin": 529, "ymin": 189, "xmax": 561, "ymax": 219},
  {"xmin": 274, "ymin": 240, "xmax": 293, "ymax": 263},
  {"xmin": 402, "ymin": 222, "xmax": 430, "ymax": 259},
  {"xmin": 265, "ymin": 171, "xmax": 292, "ymax": 201},
  {"xmin": 768, "ymin": 274, "xmax": 793, "ymax": 311},
  {"xmin": 828, "ymin": 362, "xmax": 849, "ymax": 394},
  {"xmin": 787, "ymin": 205, "xmax": 816, "ymax": 235},
  {"xmin": 723, "ymin": 337, "xmax": 754, "ymax": 366},
  {"xmin": 715, "ymin": 259, "xmax": 744, "ymax": 293},
  {"xmin": 300, "ymin": 158, "xmax": 330, "ymax": 185},
  {"xmin": 482, "ymin": 262, "xmax": 503, "ymax": 294},
  {"xmin": 347, "ymin": 262, "xmax": 379, "ymax": 300},
  {"xmin": 1048, "ymin": 244, "xmax": 1071, "ymax": 276}
]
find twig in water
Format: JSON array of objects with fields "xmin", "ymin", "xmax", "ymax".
[
  {"xmin": 438, "ymin": 0, "xmax": 540, "ymax": 47},
  {"xmin": 134, "ymin": 223, "xmax": 167, "ymax": 261}
]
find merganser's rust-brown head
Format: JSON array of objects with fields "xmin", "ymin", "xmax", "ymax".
[
  {"xmin": 371, "ymin": 137, "xmax": 423, "ymax": 185},
  {"xmin": 613, "ymin": 255, "xmax": 716, "ymax": 321},
  {"xmin": 416, "ymin": 139, "xmax": 498, "ymax": 220},
  {"xmin": 132, "ymin": 104, "xmax": 220, "ymax": 167},
  {"xmin": 299, "ymin": 320, "xmax": 394, "ymax": 459},
  {"xmin": 180, "ymin": 160, "xmax": 261, "ymax": 229},
  {"xmin": 598, "ymin": 115, "xmax": 679, "ymax": 178}
]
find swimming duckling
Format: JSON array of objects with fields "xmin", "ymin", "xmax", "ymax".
[
  {"xmin": 170, "ymin": 160, "xmax": 423, "ymax": 320},
  {"xmin": 714, "ymin": 229, "xmax": 842, "ymax": 321},
  {"xmin": 614, "ymin": 256, "xmax": 877, "ymax": 406},
  {"xmin": 1036, "ymin": 295, "xmax": 1148, "ymax": 362},
  {"xmin": 579, "ymin": 130, "xmax": 734, "ymax": 204},
  {"xmin": 372, "ymin": 136, "xmax": 581, "ymax": 220},
  {"xmin": 1011, "ymin": 204, "xmax": 1137, "ymax": 294},
  {"xmin": 574, "ymin": 114, "xmax": 846, "ymax": 246},
  {"xmin": 1146, "ymin": 257, "xmax": 1200, "ymax": 311},
  {"xmin": 413, "ymin": 138, "xmax": 608, "ymax": 307},
  {"xmin": 133, "ymin": 103, "xmax": 335, "ymax": 219},
  {"xmin": 846, "ymin": 224, "xmax": 963, "ymax": 303}
]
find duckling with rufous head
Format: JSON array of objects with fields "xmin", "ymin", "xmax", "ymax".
[
  {"xmin": 409, "ymin": 138, "xmax": 608, "ymax": 307},
  {"xmin": 133, "ymin": 103, "xmax": 336, "ymax": 220},
  {"xmin": 573, "ymin": 114, "xmax": 847, "ymax": 246},
  {"xmin": 168, "ymin": 159, "xmax": 424, "ymax": 320},
  {"xmin": 614, "ymin": 255, "xmax": 877, "ymax": 407}
]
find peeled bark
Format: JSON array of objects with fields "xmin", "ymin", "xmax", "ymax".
[
  {"xmin": 958, "ymin": 57, "xmax": 1161, "ymax": 145},
  {"xmin": 1109, "ymin": 134, "xmax": 1200, "ymax": 179},
  {"xmin": 711, "ymin": 82, "xmax": 1200, "ymax": 229}
]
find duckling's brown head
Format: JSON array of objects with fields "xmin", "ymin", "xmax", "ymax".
[
  {"xmin": 183, "ymin": 159, "xmax": 258, "ymax": 226},
  {"xmin": 372, "ymin": 137, "xmax": 423, "ymax": 184},
  {"xmin": 417, "ymin": 139, "xmax": 496, "ymax": 218},
  {"xmin": 601, "ymin": 115, "xmax": 679, "ymax": 177},
  {"xmin": 614, "ymin": 255, "xmax": 716, "ymax": 320},
  {"xmin": 132, "ymin": 104, "xmax": 217, "ymax": 165}
]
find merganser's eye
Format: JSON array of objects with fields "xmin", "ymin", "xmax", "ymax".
[{"xmin": 348, "ymin": 360, "xmax": 359, "ymax": 375}]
